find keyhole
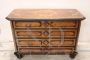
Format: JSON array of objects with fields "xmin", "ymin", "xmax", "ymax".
[{"xmin": 43, "ymin": 31, "xmax": 49, "ymax": 36}]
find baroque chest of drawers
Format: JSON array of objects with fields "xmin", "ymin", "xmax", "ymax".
[{"xmin": 6, "ymin": 9, "xmax": 85, "ymax": 59}]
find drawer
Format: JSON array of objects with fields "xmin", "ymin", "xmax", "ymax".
[
  {"xmin": 13, "ymin": 20, "xmax": 78, "ymax": 28},
  {"xmin": 13, "ymin": 21, "xmax": 42, "ymax": 28},
  {"xmin": 17, "ymin": 39, "xmax": 75, "ymax": 47},
  {"xmin": 50, "ymin": 30, "xmax": 77, "ymax": 37},
  {"xmin": 18, "ymin": 47, "xmax": 74, "ymax": 54},
  {"xmin": 15, "ymin": 29, "xmax": 77, "ymax": 38}
]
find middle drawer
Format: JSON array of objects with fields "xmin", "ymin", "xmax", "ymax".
[{"xmin": 15, "ymin": 29, "xmax": 77, "ymax": 39}]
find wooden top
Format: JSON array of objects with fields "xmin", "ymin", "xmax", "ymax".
[{"xmin": 6, "ymin": 9, "xmax": 85, "ymax": 20}]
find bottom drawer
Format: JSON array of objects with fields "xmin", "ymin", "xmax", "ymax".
[{"xmin": 18, "ymin": 47, "xmax": 74, "ymax": 54}]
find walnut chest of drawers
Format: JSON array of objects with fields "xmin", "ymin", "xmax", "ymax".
[{"xmin": 6, "ymin": 9, "xmax": 85, "ymax": 59}]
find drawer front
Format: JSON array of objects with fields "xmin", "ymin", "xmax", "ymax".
[
  {"xmin": 17, "ymin": 39, "xmax": 75, "ymax": 47},
  {"xmin": 18, "ymin": 47, "xmax": 74, "ymax": 54},
  {"xmin": 13, "ymin": 21, "xmax": 78, "ymax": 28},
  {"xmin": 15, "ymin": 29, "xmax": 77, "ymax": 38},
  {"xmin": 14, "ymin": 21, "xmax": 42, "ymax": 28}
]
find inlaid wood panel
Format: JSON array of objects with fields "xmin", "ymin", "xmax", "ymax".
[
  {"xmin": 49, "ymin": 47, "xmax": 74, "ymax": 54},
  {"xmin": 15, "ymin": 29, "xmax": 77, "ymax": 38},
  {"xmin": 42, "ymin": 21, "xmax": 78, "ymax": 28},
  {"xmin": 14, "ymin": 21, "xmax": 42, "ymax": 28},
  {"xmin": 19, "ymin": 47, "xmax": 42, "ymax": 54},
  {"xmin": 17, "ymin": 39, "xmax": 75, "ymax": 47},
  {"xmin": 13, "ymin": 21, "xmax": 78, "ymax": 28},
  {"xmin": 50, "ymin": 39, "xmax": 75, "ymax": 46},
  {"xmin": 18, "ymin": 47, "xmax": 74, "ymax": 54},
  {"xmin": 17, "ymin": 40, "xmax": 41, "ymax": 47}
]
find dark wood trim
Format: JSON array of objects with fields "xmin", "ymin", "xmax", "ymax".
[
  {"xmin": 74, "ymin": 20, "xmax": 81, "ymax": 51},
  {"xmin": 10, "ymin": 21, "xmax": 18, "ymax": 52},
  {"xmin": 6, "ymin": 17, "xmax": 85, "ymax": 21}
]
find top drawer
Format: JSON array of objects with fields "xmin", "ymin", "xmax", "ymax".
[{"xmin": 13, "ymin": 20, "xmax": 78, "ymax": 28}]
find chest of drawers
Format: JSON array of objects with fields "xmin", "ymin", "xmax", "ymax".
[{"xmin": 6, "ymin": 9, "xmax": 85, "ymax": 59}]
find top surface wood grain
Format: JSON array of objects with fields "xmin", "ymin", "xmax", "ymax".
[{"xmin": 6, "ymin": 9, "xmax": 85, "ymax": 20}]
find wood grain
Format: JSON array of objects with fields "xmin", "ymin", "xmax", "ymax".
[{"xmin": 6, "ymin": 9, "xmax": 85, "ymax": 20}]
